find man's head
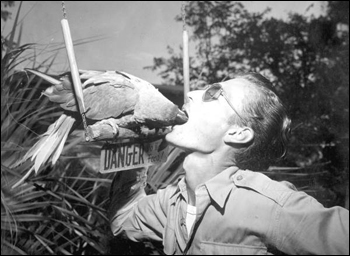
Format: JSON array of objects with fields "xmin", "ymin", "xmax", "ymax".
[{"xmin": 166, "ymin": 73, "xmax": 291, "ymax": 171}]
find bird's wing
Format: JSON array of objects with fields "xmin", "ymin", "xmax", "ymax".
[
  {"xmin": 41, "ymin": 70, "xmax": 144, "ymax": 120},
  {"xmin": 81, "ymin": 83, "xmax": 138, "ymax": 120}
]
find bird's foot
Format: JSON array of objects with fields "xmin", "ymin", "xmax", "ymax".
[{"xmin": 100, "ymin": 118, "xmax": 119, "ymax": 136}]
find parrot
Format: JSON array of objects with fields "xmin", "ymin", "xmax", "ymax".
[{"xmin": 14, "ymin": 69, "xmax": 188, "ymax": 177}]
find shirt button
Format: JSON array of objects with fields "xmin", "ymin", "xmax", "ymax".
[{"xmin": 236, "ymin": 175, "xmax": 243, "ymax": 181}]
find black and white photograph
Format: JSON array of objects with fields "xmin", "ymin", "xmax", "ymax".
[{"xmin": 1, "ymin": 1, "xmax": 348, "ymax": 255}]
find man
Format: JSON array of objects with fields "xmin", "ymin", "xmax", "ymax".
[{"xmin": 109, "ymin": 73, "xmax": 349, "ymax": 255}]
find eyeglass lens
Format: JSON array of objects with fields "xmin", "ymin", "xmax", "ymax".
[{"xmin": 203, "ymin": 84, "xmax": 222, "ymax": 101}]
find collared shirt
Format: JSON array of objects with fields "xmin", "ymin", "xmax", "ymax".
[
  {"xmin": 110, "ymin": 167, "xmax": 349, "ymax": 255},
  {"xmin": 186, "ymin": 204, "xmax": 196, "ymax": 236}
]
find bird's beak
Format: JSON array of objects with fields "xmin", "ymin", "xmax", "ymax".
[{"xmin": 175, "ymin": 109, "xmax": 188, "ymax": 124}]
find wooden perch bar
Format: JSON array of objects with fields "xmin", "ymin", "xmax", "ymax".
[
  {"xmin": 61, "ymin": 18, "xmax": 89, "ymax": 141},
  {"xmin": 87, "ymin": 121, "xmax": 171, "ymax": 142}
]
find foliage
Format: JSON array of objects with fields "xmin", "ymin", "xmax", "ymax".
[
  {"xmin": 1, "ymin": 1, "xmax": 15, "ymax": 22},
  {"xmin": 146, "ymin": 1, "xmax": 349, "ymax": 208},
  {"xmin": 1, "ymin": 2, "xmax": 116, "ymax": 255},
  {"xmin": 1, "ymin": 2, "xmax": 186, "ymax": 255}
]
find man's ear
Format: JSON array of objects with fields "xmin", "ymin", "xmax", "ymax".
[{"xmin": 224, "ymin": 127, "xmax": 254, "ymax": 145}]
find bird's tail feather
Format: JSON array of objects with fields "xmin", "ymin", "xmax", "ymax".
[
  {"xmin": 14, "ymin": 114, "xmax": 76, "ymax": 174},
  {"xmin": 25, "ymin": 68, "xmax": 61, "ymax": 85}
]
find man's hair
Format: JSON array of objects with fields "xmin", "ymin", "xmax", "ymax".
[{"xmin": 230, "ymin": 73, "xmax": 291, "ymax": 171}]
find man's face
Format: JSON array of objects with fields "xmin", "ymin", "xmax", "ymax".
[{"xmin": 166, "ymin": 78, "xmax": 247, "ymax": 153}]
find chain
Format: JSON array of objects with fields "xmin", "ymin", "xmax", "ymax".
[
  {"xmin": 181, "ymin": 1, "xmax": 187, "ymax": 32},
  {"xmin": 61, "ymin": 1, "xmax": 67, "ymax": 19}
]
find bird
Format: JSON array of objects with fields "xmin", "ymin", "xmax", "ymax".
[{"xmin": 13, "ymin": 69, "xmax": 188, "ymax": 179}]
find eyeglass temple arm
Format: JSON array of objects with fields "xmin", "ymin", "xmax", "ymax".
[{"xmin": 220, "ymin": 89, "xmax": 245, "ymax": 121}]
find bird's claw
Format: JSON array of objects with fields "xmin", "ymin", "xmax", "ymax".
[{"xmin": 100, "ymin": 119, "xmax": 119, "ymax": 136}]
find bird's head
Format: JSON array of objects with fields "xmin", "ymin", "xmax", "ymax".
[{"xmin": 134, "ymin": 85, "xmax": 188, "ymax": 128}]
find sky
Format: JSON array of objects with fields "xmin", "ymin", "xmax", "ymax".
[{"xmin": 2, "ymin": 1, "xmax": 325, "ymax": 84}]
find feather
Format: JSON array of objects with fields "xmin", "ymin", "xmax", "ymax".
[
  {"xmin": 13, "ymin": 114, "xmax": 76, "ymax": 173},
  {"xmin": 79, "ymin": 70, "xmax": 104, "ymax": 80},
  {"xmin": 82, "ymin": 71, "xmax": 134, "ymax": 89},
  {"xmin": 34, "ymin": 133, "xmax": 58, "ymax": 172},
  {"xmin": 25, "ymin": 69, "xmax": 61, "ymax": 85},
  {"xmin": 51, "ymin": 115, "xmax": 75, "ymax": 165}
]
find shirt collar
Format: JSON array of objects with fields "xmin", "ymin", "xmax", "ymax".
[
  {"xmin": 204, "ymin": 166, "xmax": 239, "ymax": 208},
  {"xmin": 170, "ymin": 166, "xmax": 239, "ymax": 208},
  {"xmin": 170, "ymin": 176, "xmax": 186, "ymax": 199}
]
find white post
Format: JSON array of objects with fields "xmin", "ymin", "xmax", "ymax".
[
  {"xmin": 61, "ymin": 18, "xmax": 89, "ymax": 141},
  {"xmin": 183, "ymin": 30, "xmax": 190, "ymax": 102}
]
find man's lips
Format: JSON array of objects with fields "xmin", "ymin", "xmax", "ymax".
[
  {"xmin": 175, "ymin": 108, "xmax": 188, "ymax": 124},
  {"xmin": 182, "ymin": 104, "xmax": 189, "ymax": 118},
  {"xmin": 171, "ymin": 106, "xmax": 189, "ymax": 130}
]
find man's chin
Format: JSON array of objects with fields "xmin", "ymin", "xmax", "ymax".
[
  {"xmin": 165, "ymin": 131, "xmax": 175, "ymax": 145},
  {"xmin": 165, "ymin": 131, "xmax": 182, "ymax": 147}
]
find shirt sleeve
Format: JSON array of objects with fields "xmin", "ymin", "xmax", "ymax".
[
  {"xmin": 108, "ymin": 168, "xmax": 176, "ymax": 242},
  {"xmin": 275, "ymin": 191, "xmax": 349, "ymax": 255}
]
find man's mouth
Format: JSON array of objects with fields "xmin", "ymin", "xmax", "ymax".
[
  {"xmin": 182, "ymin": 107, "xmax": 189, "ymax": 119},
  {"xmin": 182, "ymin": 104, "xmax": 190, "ymax": 117},
  {"xmin": 170, "ymin": 107, "xmax": 189, "ymax": 130},
  {"xmin": 174, "ymin": 108, "xmax": 188, "ymax": 124}
]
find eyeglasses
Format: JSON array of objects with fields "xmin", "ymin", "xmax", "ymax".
[{"xmin": 202, "ymin": 83, "xmax": 244, "ymax": 121}]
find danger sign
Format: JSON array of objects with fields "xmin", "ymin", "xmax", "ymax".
[{"xmin": 100, "ymin": 138, "xmax": 169, "ymax": 173}]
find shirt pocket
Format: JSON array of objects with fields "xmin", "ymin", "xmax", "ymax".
[{"xmin": 200, "ymin": 241, "xmax": 267, "ymax": 255}]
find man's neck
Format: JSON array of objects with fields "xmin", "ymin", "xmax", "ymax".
[{"xmin": 183, "ymin": 151, "xmax": 233, "ymax": 205}]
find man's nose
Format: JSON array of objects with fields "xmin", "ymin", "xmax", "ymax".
[{"xmin": 186, "ymin": 90, "xmax": 203, "ymax": 103}]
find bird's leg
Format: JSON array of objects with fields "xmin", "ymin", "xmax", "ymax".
[
  {"xmin": 87, "ymin": 118, "xmax": 121, "ymax": 141},
  {"xmin": 110, "ymin": 115, "xmax": 138, "ymax": 129},
  {"xmin": 99, "ymin": 118, "xmax": 119, "ymax": 135},
  {"xmin": 98, "ymin": 115, "xmax": 138, "ymax": 135},
  {"xmin": 87, "ymin": 115, "xmax": 141, "ymax": 141}
]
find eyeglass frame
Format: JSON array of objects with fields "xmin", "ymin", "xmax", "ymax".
[{"xmin": 202, "ymin": 83, "xmax": 245, "ymax": 122}]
